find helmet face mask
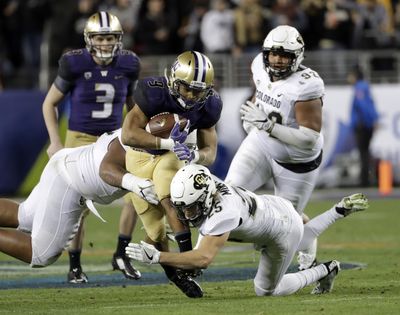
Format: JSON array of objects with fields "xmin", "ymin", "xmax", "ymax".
[
  {"xmin": 84, "ymin": 11, "xmax": 123, "ymax": 63},
  {"xmin": 166, "ymin": 51, "xmax": 214, "ymax": 110},
  {"xmin": 170, "ymin": 165, "xmax": 217, "ymax": 227},
  {"xmin": 262, "ymin": 25, "xmax": 304, "ymax": 79}
]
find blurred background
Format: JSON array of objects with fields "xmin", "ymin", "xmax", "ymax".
[{"xmin": 1, "ymin": 0, "xmax": 399, "ymax": 196}]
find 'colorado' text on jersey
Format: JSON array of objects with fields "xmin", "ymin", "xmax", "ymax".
[{"xmin": 251, "ymin": 53, "xmax": 324, "ymax": 163}]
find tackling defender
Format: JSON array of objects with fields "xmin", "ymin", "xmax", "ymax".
[
  {"xmin": 0, "ymin": 130, "xmax": 157, "ymax": 270},
  {"xmin": 127, "ymin": 164, "xmax": 369, "ymax": 297},
  {"xmin": 42, "ymin": 11, "xmax": 142, "ymax": 283}
]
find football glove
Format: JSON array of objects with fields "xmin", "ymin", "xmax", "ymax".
[
  {"xmin": 135, "ymin": 178, "xmax": 159, "ymax": 205},
  {"xmin": 240, "ymin": 100, "xmax": 275, "ymax": 133},
  {"xmin": 172, "ymin": 142, "xmax": 194, "ymax": 162},
  {"xmin": 125, "ymin": 241, "xmax": 160, "ymax": 265},
  {"xmin": 170, "ymin": 120, "xmax": 191, "ymax": 144}
]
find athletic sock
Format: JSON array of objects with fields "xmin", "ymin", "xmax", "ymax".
[
  {"xmin": 68, "ymin": 250, "xmax": 82, "ymax": 270},
  {"xmin": 116, "ymin": 234, "xmax": 131, "ymax": 256}
]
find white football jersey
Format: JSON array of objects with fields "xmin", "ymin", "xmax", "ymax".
[
  {"xmin": 57, "ymin": 129, "xmax": 128, "ymax": 204},
  {"xmin": 250, "ymin": 53, "xmax": 325, "ymax": 163},
  {"xmin": 199, "ymin": 177, "xmax": 300, "ymax": 244}
]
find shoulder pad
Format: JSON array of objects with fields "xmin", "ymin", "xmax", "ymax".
[
  {"xmin": 119, "ymin": 49, "xmax": 138, "ymax": 57},
  {"xmin": 64, "ymin": 49, "xmax": 85, "ymax": 57},
  {"xmin": 295, "ymin": 68, "xmax": 325, "ymax": 101}
]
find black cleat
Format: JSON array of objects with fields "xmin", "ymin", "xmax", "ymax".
[
  {"xmin": 311, "ymin": 260, "xmax": 341, "ymax": 294},
  {"xmin": 67, "ymin": 267, "xmax": 88, "ymax": 284},
  {"xmin": 112, "ymin": 254, "xmax": 141, "ymax": 280},
  {"xmin": 169, "ymin": 273, "xmax": 204, "ymax": 298}
]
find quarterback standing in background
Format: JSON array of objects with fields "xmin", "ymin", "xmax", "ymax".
[
  {"xmin": 225, "ymin": 25, "xmax": 324, "ymax": 279},
  {"xmin": 42, "ymin": 12, "xmax": 141, "ymax": 283},
  {"xmin": 120, "ymin": 50, "xmax": 222, "ymax": 298}
]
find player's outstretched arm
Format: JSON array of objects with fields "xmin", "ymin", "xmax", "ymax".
[{"xmin": 99, "ymin": 138, "xmax": 158, "ymax": 204}]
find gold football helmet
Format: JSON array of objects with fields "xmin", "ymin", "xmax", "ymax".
[
  {"xmin": 84, "ymin": 11, "xmax": 123, "ymax": 62},
  {"xmin": 166, "ymin": 51, "xmax": 214, "ymax": 110}
]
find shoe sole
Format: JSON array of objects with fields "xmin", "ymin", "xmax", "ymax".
[{"xmin": 112, "ymin": 259, "xmax": 141, "ymax": 280}]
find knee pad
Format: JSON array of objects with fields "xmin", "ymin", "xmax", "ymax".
[{"xmin": 31, "ymin": 249, "xmax": 62, "ymax": 267}]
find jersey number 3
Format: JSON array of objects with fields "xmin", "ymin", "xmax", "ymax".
[{"xmin": 93, "ymin": 83, "xmax": 115, "ymax": 118}]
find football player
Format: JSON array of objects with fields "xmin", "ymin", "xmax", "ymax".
[
  {"xmin": 126, "ymin": 165, "xmax": 369, "ymax": 297},
  {"xmin": 0, "ymin": 130, "xmax": 157, "ymax": 272},
  {"xmin": 120, "ymin": 50, "xmax": 222, "ymax": 296},
  {"xmin": 225, "ymin": 25, "xmax": 324, "ymax": 275},
  {"xmin": 42, "ymin": 12, "xmax": 141, "ymax": 283}
]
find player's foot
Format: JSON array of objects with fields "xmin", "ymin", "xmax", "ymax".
[
  {"xmin": 297, "ymin": 253, "xmax": 317, "ymax": 271},
  {"xmin": 169, "ymin": 273, "xmax": 203, "ymax": 298},
  {"xmin": 335, "ymin": 193, "xmax": 369, "ymax": 217},
  {"xmin": 112, "ymin": 253, "xmax": 141, "ymax": 280},
  {"xmin": 311, "ymin": 260, "xmax": 341, "ymax": 294},
  {"xmin": 67, "ymin": 267, "xmax": 88, "ymax": 284}
]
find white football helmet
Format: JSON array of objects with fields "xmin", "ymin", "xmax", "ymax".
[
  {"xmin": 170, "ymin": 164, "xmax": 216, "ymax": 227},
  {"xmin": 84, "ymin": 11, "xmax": 123, "ymax": 62},
  {"xmin": 165, "ymin": 51, "xmax": 214, "ymax": 110},
  {"xmin": 262, "ymin": 25, "xmax": 304, "ymax": 79}
]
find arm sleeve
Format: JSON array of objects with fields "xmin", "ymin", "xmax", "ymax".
[
  {"xmin": 132, "ymin": 80, "xmax": 151, "ymax": 117},
  {"xmin": 53, "ymin": 55, "xmax": 74, "ymax": 94},
  {"xmin": 270, "ymin": 124, "xmax": 320, "ymax": 149}
]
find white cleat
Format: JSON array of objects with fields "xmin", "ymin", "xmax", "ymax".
[{"xmin": 335, "ymin": 193, "xmax": 369, "ymax": 217}]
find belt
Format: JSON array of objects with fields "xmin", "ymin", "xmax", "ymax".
[
  {"xmin": 130, "ymin": 147, "xmax": 167, "ymax": 155},
  {"xmin": 275, "ymin": 150, "xmax": 323, "ymax": 174}
]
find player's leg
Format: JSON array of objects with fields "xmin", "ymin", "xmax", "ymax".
[
  {"xmin": 0, "ymin": 199, "xmax": 19, "ymax": 227},
  {"xmin": 64, "ymin": 130, "xmax": 97, "ymax": 283},
  {"xmin": 225, "ymin": 130, "xmax": 271, "ymax": 190},
  {"xmin": 273, "ymin": 260, "xmax": 340, "ymax": 296},
  {"xmin": 111, "ymin": 196, "xmax": 141, "ymax": 280},
  {"xmin": 272, "ymin": 161, "xmax": 320, "ymax": 270},
  {"xmin": 67, "ymin": 212, "xmax": 89, "ymax": 283},
  {"xmin": 253, "ymin": 201, "xmax": 304, "ymax": 296},
  {"xmin": 0, "ymin": 199, "xmax": 32, "ymax": 262},
  {"xmin": 297, "ymin": 193, "xmax": 368, "ymax": 294}
]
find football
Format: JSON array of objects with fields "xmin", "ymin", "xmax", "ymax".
[{"xmin": 145, "ymin": 112, "xmax": 188, "ymax": 139}]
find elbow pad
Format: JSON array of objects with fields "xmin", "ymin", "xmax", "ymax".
[{"xmin": 270, "ymin": 125, "xmax": 320, "ymax": 149}]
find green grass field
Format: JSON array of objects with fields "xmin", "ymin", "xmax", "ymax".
[{"xmin": 0, "ymin": 197, "xmax": 399, "ymax": 314}]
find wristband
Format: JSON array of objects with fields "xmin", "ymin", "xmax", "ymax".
[
  {"xmin": 191, "ymin": 150, "xmax": 200, "ymax": 163},
  {"xmin": 121, "ymin": 173, "xmax": 137, "ymax": 192},
  {"xmin": 159, "ymin": 138, "xmax": 175, "ymax": 150},
  {"xmin": 175, "ymin": 231, "xmax": 193, "ymax": 252}
]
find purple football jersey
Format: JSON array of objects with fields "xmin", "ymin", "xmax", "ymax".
[
  {"xmin": 55, "ymin": 49, "xmax": 140, "ymax": 136},
  {"xmin": 133, "ymin": 76, "xmax": 223, "ymax": 155},
  {"xmin": 134, "ymin": 76, "xmax": 222, "ymax": 133}
]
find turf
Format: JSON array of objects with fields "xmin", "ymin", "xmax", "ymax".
[{"xmin": 0, "ymin": 197, "xmax": 399, "ymax": 314}]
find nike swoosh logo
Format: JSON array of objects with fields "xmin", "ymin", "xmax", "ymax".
[{"xmin": 143, "ymin": 248, "xmax": 153, "ymax": 260}]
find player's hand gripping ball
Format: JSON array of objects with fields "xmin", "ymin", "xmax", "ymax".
[{"xmin": 145, "ymin": 113, "xmax": 188, "ymax": 139}]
